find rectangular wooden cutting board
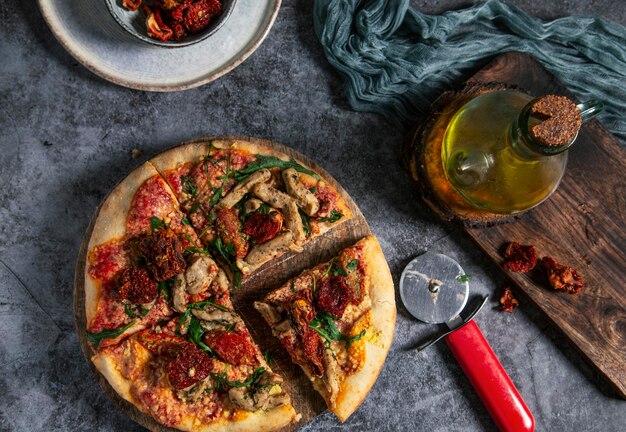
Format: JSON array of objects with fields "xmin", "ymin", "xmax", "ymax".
[{"xmin": 463, "ymin": 52, "xmax": 626, "ymax": 398}]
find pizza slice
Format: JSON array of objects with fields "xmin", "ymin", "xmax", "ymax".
[
  {"xmin": 84, "ymin": 162, "xmax": 222, "ymax": 350},
  {"xmin": 254, "ymin": 236, "xmax": 396, "ymax": 421},
  {"xmin": 92, "ymin": 295, "xmax": 299, "ymax": 431},
  {"xmin": 149, "ymin": 138, "xmax": 352, "ymax": 284}
]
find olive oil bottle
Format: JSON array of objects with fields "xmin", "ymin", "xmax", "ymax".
[{"xmin": 441, "ymin": 90, "xmax": 602, "ymax": 214}]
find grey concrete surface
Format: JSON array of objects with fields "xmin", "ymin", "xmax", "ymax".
[{"xmin": 1, "ymin": 0, "xmax": 625, "ymax": 431}]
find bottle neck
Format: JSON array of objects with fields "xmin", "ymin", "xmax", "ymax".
[{"xmin": 509, "ymin": 103, "xmax": 572, "ymax": 159}]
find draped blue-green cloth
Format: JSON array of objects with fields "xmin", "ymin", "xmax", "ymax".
[{"xmin": 313, "ymin": 0, "xmax": 626, "ymax": 141}]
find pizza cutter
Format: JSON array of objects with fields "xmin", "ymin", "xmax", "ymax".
[{"xmin": 400, "ymin": 252, "xmax": 535, "ymax": 432}]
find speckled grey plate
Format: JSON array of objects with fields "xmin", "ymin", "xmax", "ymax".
[
  {"xmin": 104, "ymin": 0, "xmax": 237, "ymax": 48},
  {"xmin": 38, "ymin": 0, "xmax": 281, "ymax": 91}
]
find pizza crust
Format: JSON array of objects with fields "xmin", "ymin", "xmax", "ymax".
[
  {"xmin": 85, "ymin": 162, "xmax": 163, "ymax": 325},
  {"xmin": 92, "ymin": 342, "xmax": 300, "ymax": 432},
  {"xmin": 331, "ymin": 236, "xmax": 396, "ymax": 422}
]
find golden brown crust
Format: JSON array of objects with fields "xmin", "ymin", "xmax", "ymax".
[{"xmin": 331, "ymin": 236, "xmax": 396, "ymax": 422}]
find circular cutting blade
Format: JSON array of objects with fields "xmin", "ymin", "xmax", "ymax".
[{"xmin": 399, "ymin": 252, "xmax": 469, "ymax": 324}]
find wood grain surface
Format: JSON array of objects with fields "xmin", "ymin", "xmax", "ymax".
[
  {"xmin": 457, "ymin": 53, "xmax": 625, "ymax": 398},
  {"xmin": 74, "ymin": 136, "xmax": 373, "ymax": 431}
]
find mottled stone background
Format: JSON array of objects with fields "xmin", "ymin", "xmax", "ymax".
[{"xmin": 1, "ymin": 1, "xmax": 624, "ymax": 431}]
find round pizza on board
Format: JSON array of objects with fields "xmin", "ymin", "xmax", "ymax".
[{"xmin": 80, "ymin": 137, "xmax": 396, "ymax": 431}]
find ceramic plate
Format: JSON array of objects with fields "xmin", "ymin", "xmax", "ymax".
[{"xmin": 38, "ymin": 0, "xmax": 281, "ymax": 91}]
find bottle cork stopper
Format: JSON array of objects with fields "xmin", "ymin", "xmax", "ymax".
[{"xmin": 529, "ymin": 95, "xmax": 582, "ymax": 147}]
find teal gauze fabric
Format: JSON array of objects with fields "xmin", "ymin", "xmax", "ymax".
[{"xmin": 314, "ymin": 0, "xmax": 626, "ymax": 141}]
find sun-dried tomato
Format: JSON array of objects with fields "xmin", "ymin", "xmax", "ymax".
[
  {"xmin": 140, "ymin": 230, "xmax": 187, "ymax": 281},
  {"xmin": 215, "ymin": 207, "xmax": 249, "ymax": 259},
  {"xmin": 243, "ymin": 212, "xmax": 284, "ymax": 244},
  {"xmin": 135, "ymin": 330, "xmax": 194, "ymax": 359},
  {"xmin": 287, "ymin": 289, "xmax": 316, "ymax": 328},
  {"xmin": 145, "ymin": 6, "xmax": 174, "ymax": 42},
  {"xmin": 122, "ymin": 0, "xmax": 142, "ymax": 11},
  {"xmin": 204, "ymin": 331, "xmax": 257, "ymax": 366},
  {"xmin": 156, "ymin": 0, "xmax": 187, "ymax": 11},
  {"xmin": 302, "ymin": 327, "xmax": 325, "ymax": 377},
  {"xmin": 541, "ymin": 257, "xmax": 584, "ymax": 294},
  {"xmin": 503, "ymin": 241, "xmax": 537, "ymax": 273},
  {"xmin": 316, "ymin": 275, "xmax": 354, "ymax": 318},
  {"xmin": 118, "ymin": 266, "xmax": 158, "ymax": 304},
  {"xmin": 498, "ymin": 287, "xmax": 519, "ymax": 312},
  {"xmin": 183, "ymin": 0, "xmax": 222, "ymax": 34},
  {"xmin": 166, "ymin": 345, "xmax": 213, "ymax": 390}
]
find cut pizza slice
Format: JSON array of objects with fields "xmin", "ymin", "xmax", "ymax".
[
  {"xmin": 84, "ymin": 162, "xmax": 223, "ymax": 350},
  {"xmin": 254, "ymin": 235, "xmax": 396, "ymax": 421},
  {"xmin": 149, "ymin": 138, "xmax": 353, "ymax": 283},
  {"xmin": 92, "ymin": 287, "xmax": 299, "ymax": 432}
]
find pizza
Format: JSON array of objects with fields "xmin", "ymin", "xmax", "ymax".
[
  {"xmin": 82, "ymin": 137, "xmax": 393, "ymax": 430},
  {"xmin": 254, "ymin": 236, "xmax": 396, "ymax": 421}
]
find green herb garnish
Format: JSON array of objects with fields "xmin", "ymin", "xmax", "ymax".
[
  {"xmin": 319, "ymin": 210, "xmax": 343, "ymax": 223},
  {"xmin": 86, "ymin": 321, "xmax": 136, "ymax": 349},
  {"xmin": 309, "ymin": 312, "xmax": 366, "ymax": 348},
  {"xmin": 257, "ymin": 203, "xmax": 271, "ymax": 214},
  {"xmin": 233, "ymin": 155, "xmax": 320, "ymax": 182},
  {"xmin": 456, "ymin": 274, "xmax": 472, "ymax": 283},
  {"xmin": 150, "ymin": 216, "xmax": 166, "ymax": 230},
  {"xmin": 188, "ymin": 299, "xmax": 230, "ymax": 312},
  {"xmin": 187, "ymin": 316, "xmax": 214, "ymax": 355},
  {"xmin": 309, "ymin": 186, "xmax": 317, "ymax": 193},
  {"xmin": 182, "ymin": 175, "xmax": 197, "ymax": 198},
  {"xmin": 211, "ymin": 367, "xmax": 266, "ymax": 390},
  {"xmin": 299, "ymin": 209, "xmax": 311, "ymax": 238},
  {"xmin": 181, "ymin": 216, "xmax": 192, "ymax": 226},
  {"xmin": 332, "ymin": 266, "xmax": 348, "ymax": 277},
  {"xmin": 346, "ymin": 259, "xmax": 358, "ymax": 271},
  {"xmin": 124, "ymin": 304, "xmax": 150, "ymax": 318}
]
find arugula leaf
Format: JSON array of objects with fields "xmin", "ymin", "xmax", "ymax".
[
  {"xmin": 257, "ymin": 203, "xmax": 271, "ymax": 214},
  {"xmin": 209, "ymin": 187, "xmax": 223, "ymax": 208},
  {"xmin": 140, "ymin": 307, "xmax": 150, "ymax": 316},
  {"xmin": 150, "ymin": 216, "xmax": 166, "ymax": 230},
  {"xmin": 181, "ymin": 216, "xmax": 192, "ymax": 226},
  {"xmin": 319, "ymin": 210, "xmax": 343, "ymax": 223},
  {"xmin": 263, "ymin": 350, "xmax": 274, "ymax": 365},
  {"xmin": 233, "ymin": 155, "xmax": 320, "ymax": 182},
  {"xmin": 233, "ymin": 270, "xmax": 242, "ymax": 290},
  {"xmin": 309, "ymin": 312, "xmax": 366, "ymax": 348},
  {"xmin": 182, "ymin": 175, "xmax": 197, "ymax": 198},
  {"xmin": 212, "ymin": 367, "xmax": 266, "ymax": 389},
  {"xmin": 346, "ymin": 259, "xmax": 358, "ymax": 271},
  {"xmin": 188, "ymin": 202, "xmax": 202, "ymax": 215},
  {"xmin": 158, "ymin": 280, "xmax": 171, "ymax": 300},
  {"xmin": 332, "ymin": 266, "xmax": 347, "ymax": 277},
  {"xmin": 86, "ymin": 321, "xmax": 136, "ymax": 349},
  {"xmin": 124, "ymin": 303, "xmax": 138, "ymax": 318},
  {"xmin": 299, "ymin": 209, "xmax": 311, "ymax": 238},
  {"xmin": 188, "ymin": 299, "xmax": 229, "ymax": 312},
  {"xmin": 345, "ymin": 329, "xmax": 367, "ymax": 348},
  {"xmin": 456, "ymin": 274, "xmax": 472, "ymax": 283},
  {"xmin": 187, "ymin": 316, "xmax": 214, "ymax": 355},
  {"xmin": 309, "ymin": 186, "xmax": 317, "ymax": 193}
]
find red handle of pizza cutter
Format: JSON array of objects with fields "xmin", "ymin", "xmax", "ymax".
[{"xmin": 445, "ymin": 320, "xmax": 535, "ymax": 432}]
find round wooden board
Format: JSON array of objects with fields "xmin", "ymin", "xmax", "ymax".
[{"xmin": 74, "ymin": 136, "xmax": 373, "ymax": 431}]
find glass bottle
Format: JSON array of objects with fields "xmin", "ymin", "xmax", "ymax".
[{"xmin": 441, "ymin": 90, "xmax": 602, "ymax": 214}]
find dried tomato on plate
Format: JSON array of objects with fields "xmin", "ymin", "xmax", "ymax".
[
  {"xmin": 498, "ymin": 287, "xmax": 519, "ymax": 313},
  {"xmin": 502, "ymin": 241, "xmax": 537, "ymax": 273},
  {"xmin": 541, "ymin": 257, "xmax": 584, "ymax": 294},
  {"xmin": 183, "ymin": 0, "xmax": 222, "ymax": 34},
  {"xmin": 122, "ymin": 0, "xmax": 143, "ymax": 11},
  {"xmin": 144, "ymin": 6, "xmax": 174, "ymax": 42}
]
